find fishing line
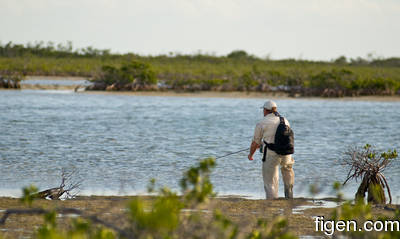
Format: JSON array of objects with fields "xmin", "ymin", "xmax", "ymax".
[{"xmin": 215, "ymin": 148, "xmax": 249, "ymax": 159}]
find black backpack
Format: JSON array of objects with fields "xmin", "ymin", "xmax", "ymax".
[{"xmin": 264, "ymin": 114, "xmax": 294, "ymax": 157}]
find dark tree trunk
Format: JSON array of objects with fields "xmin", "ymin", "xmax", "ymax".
[
  {"xmin": 367, "ymin": 175, "xmax": 386, "ymax": 204},
  {"xmin": 355, "ymin": 175, "xmax": 368, "ymax": 202},
  {"xmin": 355, "ymin": 174, "xmax": 386, "ymax": 204}
]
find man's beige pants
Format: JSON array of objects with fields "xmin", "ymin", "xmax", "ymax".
[{"xmin": 262, "ymin": 150, "xmax": 294, "ymax": 199}]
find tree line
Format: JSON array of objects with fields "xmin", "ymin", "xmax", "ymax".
[{"xmin": 1, "ymin": 42, "xmax": 400, "ymax": 96}]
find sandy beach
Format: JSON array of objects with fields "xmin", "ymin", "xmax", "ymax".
[{"xmin": 80, "ymin": 90, "xmax": 400, "ymax": 102}]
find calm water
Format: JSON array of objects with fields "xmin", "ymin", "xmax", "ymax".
[{"xmin": 1, "ymin": 89, "xmax": 400, "ymax": 200}]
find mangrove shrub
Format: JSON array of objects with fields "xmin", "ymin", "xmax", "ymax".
[
  {"xmin": 0, "ymin": 73, "xmax": 23, "ymax": 89},
  {"xmin": 331, "ymin": 182, "xmax": 400, "ymax": 238},
  {"xmin": 90, "ymin": 61, "xmax": 157, "ymax": 90},
  {"xmin": 341, "ymin": 144, "xmax": 398, "ymax": 204}
]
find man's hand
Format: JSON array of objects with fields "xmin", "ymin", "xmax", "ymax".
[{"xmin": 248, "ymin": 141, "xmax": 259, "ymax": 161}]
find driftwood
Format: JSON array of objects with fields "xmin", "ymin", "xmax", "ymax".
[
  {"xmin": 36, "ymin": 169, "xmax": 81, "ymax": 200},
  {"xmin": 342, "ymin": 145, "xmax": 396, "ymax": 204}
]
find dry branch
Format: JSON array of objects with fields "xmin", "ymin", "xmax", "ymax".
[{"xmin": 36, "ymin": 169, "xmax": 82, "ymax": 200}]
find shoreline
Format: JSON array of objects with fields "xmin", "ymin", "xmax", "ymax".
[
  {"xmin": 0, "ymin": 195, "xmax": 342, "ymax": 238},
  {"xmin": 3, "ymin": 87, "xmax": 400, "ymax": 101},
  {"xmin": 24, "ymin": 75, "xmax": 89, "ymax": 81},
  {"xmin": 80, "ymin": 90, "xmax": 400, "ymax": 101},
  {"xmin": 0, "ymin": 195, "xmax": 398, "ymax": 238},
  {"xmin": 9, "ymin": 76, "xmax": 400, "ymax": 101}
]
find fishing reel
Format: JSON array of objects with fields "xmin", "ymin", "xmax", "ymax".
[{"xmin": 259, "ymin": 143, "xmax": 265, "ymax": 154}]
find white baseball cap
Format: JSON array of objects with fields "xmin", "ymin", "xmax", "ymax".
[{"xmin": 262, "ymin": 100, "xmax": 277, "ymax": 110}]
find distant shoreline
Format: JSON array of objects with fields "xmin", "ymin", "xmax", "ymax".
[
  {"xmin": 2, "ymin": 76, "xmax": 400, "ymax": 101},
  {"xmin": 3, "ymin": 86, "xmax": 400, "ymax": 101},
  {"xmin": 80, "ymin": 90, "xmax": 400, "ymax": 101}
]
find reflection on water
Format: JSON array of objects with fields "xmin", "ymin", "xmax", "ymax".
[{"xmin": 1, "ymin": 89, "xmax": 400, "ymax": 199}]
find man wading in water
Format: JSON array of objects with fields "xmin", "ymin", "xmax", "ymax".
[{"xmin": 248, "ymin": 100, "xmax": 295, "ymax": 199}]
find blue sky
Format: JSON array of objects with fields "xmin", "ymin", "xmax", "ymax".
[{"xmin": 1, "ymin": 0, "xmax": 399, "ymax": 60}]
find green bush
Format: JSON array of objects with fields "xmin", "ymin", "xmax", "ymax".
[
  {"xmin": 94, "ymin": 61, "xmax": 157, "ymax": 86},
  {"xmin": 309, "ymin": 69, "xmax": 354, "ymax": 90},
  {"xmin": 227, "ymin": 50, "xmax": 249, "ymax": 59},
  {"xmin": 240, "ymin": 71, "xmax": 259, "ymax": 90}
]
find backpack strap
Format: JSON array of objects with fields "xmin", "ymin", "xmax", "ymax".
[
  {"xmin": 262, "ymin": 113, "xmax": 286, "ymax": 162},
  {"xmin": 262, "ymin": 142, "xmax": 267, "ymax": 162},
  {"xmin": 279, "ymin": 116, "xmax": 285, "ymax": 125},
  {"xmin": 262, "ymin": 139, "xmax": 276, "ymax": 162},
  {"xmin": 273, "ymin": 112, "xmax": 285, "ymax": 125}
]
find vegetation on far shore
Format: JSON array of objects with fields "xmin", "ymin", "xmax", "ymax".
[{"xmin": 1, "ymin": 41, "xmax": 400, "ymax": 97}]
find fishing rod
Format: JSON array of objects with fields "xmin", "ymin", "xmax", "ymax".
[{"xmin": 215, "ymin": 148, "xmax": 249, "ymax": 159}]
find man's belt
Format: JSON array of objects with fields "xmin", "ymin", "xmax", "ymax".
[{"xmin": 262, "ymin": 140, "xmax": 276, "ymax": 162}]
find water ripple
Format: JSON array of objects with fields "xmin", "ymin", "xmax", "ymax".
[{"xmin": 1, "ymin": 91, "xmax": 399, "ymax": 199}]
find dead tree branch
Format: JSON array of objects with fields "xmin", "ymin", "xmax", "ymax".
[{"xmin": 36, "ymin": 169, "xmax": 82, "ymax": 200}]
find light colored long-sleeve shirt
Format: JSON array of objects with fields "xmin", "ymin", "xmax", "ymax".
[{"xmin": 253, "ymin": 113, "xmax": 290, "ymax": 145}]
